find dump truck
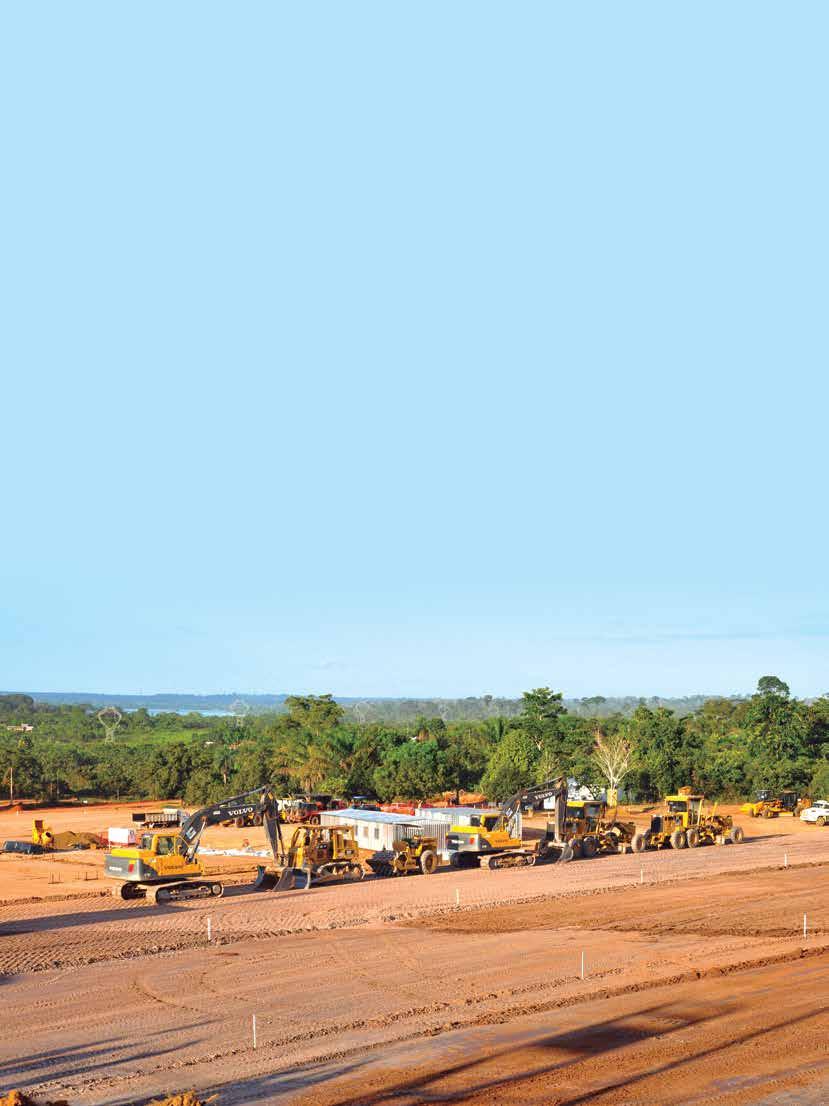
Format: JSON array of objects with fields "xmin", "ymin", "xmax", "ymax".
[
  {"xmin": 448, "ymin": 778, "xmax": 571, "ymax": 869},
  {"xmin": 740, "ymin": 790, "xmax": 800, "ymax": 818},
  {"xmin": 631, "ymin": 790, "xmax": 744, "ymax": 851},
  {"xmin": 367, "ymin": 827, "xmax": 439, "ymax": 876},
  {"xmin": 130, "ymin": 807, "xmax": 186, "ymax": 828}
]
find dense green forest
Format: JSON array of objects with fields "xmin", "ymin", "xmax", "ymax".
[
  {"xmin": 1, "ymin": 677, "xmax": 828, "ymax": 807},
  {"xmin": 18, "ymin": 691, "xmax": 722, "ymax": 720}
]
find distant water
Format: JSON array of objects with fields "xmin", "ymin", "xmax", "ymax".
[{"xmin": 126, "ymin": 708, "xmax": 235, "ymax": 717}]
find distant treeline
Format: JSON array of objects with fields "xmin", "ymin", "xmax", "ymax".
[
  {"xmin": 1, "ymin": 678, "xmax": 828, "ymax": 810},
  {"xmin": 10, "ymin": 691, "xmax": 736, "ymax": 720}
]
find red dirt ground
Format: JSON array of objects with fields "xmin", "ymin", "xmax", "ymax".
[{"xmin": 1, "ymin": 803, "xmax": 827, "ymax": 1105}]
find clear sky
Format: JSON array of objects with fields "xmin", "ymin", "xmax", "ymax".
[{"xmin": 1, "ymin": 4, "xmax": 827, "ymax": 700}]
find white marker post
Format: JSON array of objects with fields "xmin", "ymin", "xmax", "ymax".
[
  {"xmin": 580, "ymin": 951, "xmax": 585, "ymax": 980},
  {"xmin": 455, "ymin": 888, "xmax": 460, "ymax": 908},
  {"xmin": 252, "ymin": 1014, "xmax": 257, "ymax": 1050},
  {"xmin": 784, "ymin": 853, "xmax": 788, "ymax": 868},
  {"xmin": 803, "ymin": 913, "xmax": 808, "ymax": 939},
  {"xmin": 207, "ymin": 917, "xmax": 212, "ymax": 942}
]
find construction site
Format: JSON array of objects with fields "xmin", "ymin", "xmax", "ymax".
[{"xmin": 1, "ymin": 790, "xmax": 828, "ymax": 1106}]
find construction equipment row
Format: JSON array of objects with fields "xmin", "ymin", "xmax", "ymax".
[{"xmin": 95, "ymin": 781, "xmax": 779, "ymax": 903}]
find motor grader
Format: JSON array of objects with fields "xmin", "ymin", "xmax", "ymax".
[
  {"xmin": 553, "ymin": 799, "xmax": 637, "ymax": 859},
  {"xmin": 740, "ymin": 790, "xmax": 799, "ymax": 819},
  {"xmin": 631, "ymin": 790, "xmax": 744, "ymax": 851},
  {"xmin": 367, "ymin": 827, "xmax": 439, "ymax": 877}
]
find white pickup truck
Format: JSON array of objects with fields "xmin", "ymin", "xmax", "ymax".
[{"xmin": 800, "ymin": 799, "xmax": 829, "ymax": 826}]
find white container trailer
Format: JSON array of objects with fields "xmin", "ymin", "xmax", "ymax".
[
  {"xmin": 107, "ymin": 826, "xmax": 138, "ymax": 846},
  {"xmin": 320, "ymin": 808, "xmax": 457, "ymax": 859},
  {"xmin": 416, "ymin": 805, "xmax": 522, "ymax": 838}
]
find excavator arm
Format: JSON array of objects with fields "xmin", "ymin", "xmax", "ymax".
[
  {"xmin": 177, "ymin": 786, "xmax": 283, "ymax": 863},
  {"xmin": 501, "ymin": 777, "xmax": 568, "ymax": 839}
]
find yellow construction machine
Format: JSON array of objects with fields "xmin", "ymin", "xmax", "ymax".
[
  {"xmin": 32, "ymin": 819, "xmax": 103, "ymax": 851},
  {"xmin": 632, "ymin": 789, "xmax": 744, "ymax": 851},
  {"xmin": 554, "ymin": 799, "xmax": 637, "ymax": 859},
  {"xmin": 367, "ymin": 827, "xmax": 439, "ymax": 877},
  {"xmin": 448, "ymin": 778, "xmax": 571, "ymax": 869},
  {"xmin": 740, "ymin": 790, "xmax": 799, "ymax": 818},
  {"xmin": 253, "ymin": 823, "xmax": 363, "ymax": 890},
  {"xmin": 105, "ymin": 786, "xmax": 285, "ymax": 903}
]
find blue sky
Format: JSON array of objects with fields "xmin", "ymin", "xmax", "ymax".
[{"xmin": 1, "ymin": 4, "xmax": 827, "ymax": 700}]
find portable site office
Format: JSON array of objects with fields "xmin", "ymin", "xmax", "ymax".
[{"xmin": 319, "ymin": 805, "xmax": 517, "ymax": 860}]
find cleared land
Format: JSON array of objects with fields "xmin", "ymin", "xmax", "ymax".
[{"xmin": 0, "ymin": 803, "xmax": 827, "ymax": 1105}]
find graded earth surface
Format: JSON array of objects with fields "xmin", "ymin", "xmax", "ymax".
[{"xmin": 1, "ymin": 802, "xmax": 827, "ymax": 1104}]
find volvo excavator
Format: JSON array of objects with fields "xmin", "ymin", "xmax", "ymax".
[
  {"xmin": 105, "ymin": 786, "xmax": 286, "ymax": 903},
  {"xmin": 446, "ymin": 777, "xmax": 572, "ymax": 869},
  {"xmin": 105, "ymin": 786, "xmax": 365, "ymax": 903}
]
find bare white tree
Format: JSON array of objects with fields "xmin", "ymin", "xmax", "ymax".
[{"xmin": 592, "ymin": 728, "xmax": 634, "ymax": 804}]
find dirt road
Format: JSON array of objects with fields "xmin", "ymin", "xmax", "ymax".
[{"xmin": 1, "ymin": 816, "xmax": 828, "ymax": 1105}]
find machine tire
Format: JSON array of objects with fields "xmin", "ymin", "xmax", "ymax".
[
  {"xmin": 581, "ymin": 836, "xmax": 598, "ymax": 859},
  {"xmin": 686, "ymin": 827, "xmax": 700, "ymax": 848},
  {"xmin": 152, "ymin": 885, "xmax": 172, "ymax": 904},
  {"xmin": 308, "ymin": 814, "xmax": 320, "ymax": 825},
  {"xmin": 253, "ymin": 813, "xmax": 263, "ymax": 826},
  {"xmin": 419, "ymin": 849, "xmax": 438, "ymax": 875},
  {"xmin": 449, "ymin": 852, "xmax": 461, "ymax": 868},
  {"xmin": 347, "ymin": 863, "xmax": 364, "ymax": 881},
  {"xmin": 670, "ymin": 829, "xmax": 686, "ymax": 850},
  {"xmin": 630, "ymin": 832, "xmax": 648, "ymax": 854},
  {"xmin": 117, "ymin": 881, "xmax": 139, "ymax": 900},
  {"xmin": 763, "ymin": 808, "xmax": 774, "ymax": 819},
  {"xmin": 817, "ymin": 816, "xmax": 826, "ymax": 827},
  {"xmin": 234, "ymin": 816, "xmax": 245, "ymax": 828},
  {"xmin": 210, "ymin": 882, "xmax": 223, "ymax": 896},
  {"xmin": 728, "ymin": 825, "xmax": 744, "ymax": 844}
]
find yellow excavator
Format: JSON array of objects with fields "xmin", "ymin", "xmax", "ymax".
[
  {"xmin": 447, "ymin": 778, "xmax": 571, "ymax": 869},
  {"xmin": 105, "ymin": 786, "xmax": 363, "ymax": 903},
  {"xmin": 105, "ymin": 786, "xmax": 286, "ymax": 903}
]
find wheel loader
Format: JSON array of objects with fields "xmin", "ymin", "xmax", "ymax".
[
  {"xmin": 254, "ymin": 823, "xmax": 364, "ymax": 890},
  {"xmin": 631, "ymin": 790, "xmax": 744, "ymax": 852},
  {"xmin": 740, "ymin": 790, "xmax": 799, "ymax": 819},
  {"xmin": 367, "ymin": 827, "xmax": 439, "ymax": 876}
]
